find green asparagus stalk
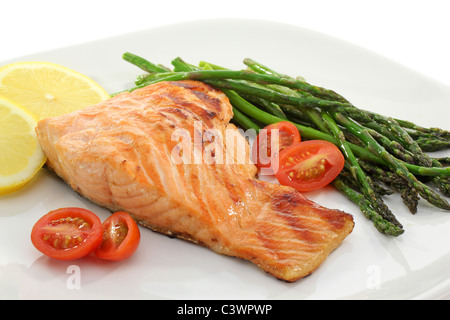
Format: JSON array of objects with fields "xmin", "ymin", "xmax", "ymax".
[
  {"xmin": 416, "ymin": 137, "xmax": 450, "ymax": 152},
  {"xmin": 338, "ymin": 107, "xmax": 433, "ymax": 167},
  {"xmin": 243, "ymin": 58, "xmax": 348, "ymax": 102},
  {"xmin": 231, "ymin": 107, "xmax": 261, "ymax": 131},
  {"xmin": 435, "ymin": 157, "xmax": 450, "ymax": 166},
  {"xmin": 365, "ymin": 127, "xmax": 416, "ymax": 164},
  {"xmin": 122, "ymin": 52, "xmax": 169, "ymax": 73},
  {"xmin": 333, "ymin": 179, "xmax": 404, "ymax": 236},
  {"xmin": 242, "ymin": 95, "xmax": 288, "ymax": 120},
  {"xmin": 123, "ymin": 61, "xmax": 350, "ymax": 109},
  {"xmin": 395, "ymin": 118, "xmax": 450, "ymax": 140},
  {"xmin": 359, "ymin": 160, "xmax": 419, "ymax": 213}
]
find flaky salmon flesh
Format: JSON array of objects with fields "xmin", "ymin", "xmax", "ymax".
[{"xmin": 36, "ymin": 80, "xmax": 354, "ymax": 282}]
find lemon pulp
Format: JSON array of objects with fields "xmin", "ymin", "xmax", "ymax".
[
  {"xmin": 0, "ymin": 97, "xmax": 46, "ymax": 195},
  {"xmin": 0, "ymin": 61, "xmax": 110, "ymax": 120}
]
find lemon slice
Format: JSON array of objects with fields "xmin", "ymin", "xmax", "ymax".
[
  {"xmin": 0, "ymin": 61, "xmax": 110, "ymax": 120},
  {"xmin": 0, "ymin": 97, "xmax": 46, "ymax": 195}
]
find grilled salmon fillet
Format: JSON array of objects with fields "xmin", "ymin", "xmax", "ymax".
[{"xmin": 36, "ymin": 80, "xmax": 354, "ymax": 282}]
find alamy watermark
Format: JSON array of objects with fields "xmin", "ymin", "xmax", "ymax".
[
  {"xmin": 170, "ymin": 121, "xmax": 281, "ymax": 176},
  {"xmin": 64, "ymin": 264, "xmax": 382, "ymax": 291},
  {"xmin": 66, "ymin": 265, "xmax": 81, "ymax": 290},
  {"xmin": 366, "ymin": 265, "xmax": 381, "ymax": 290}
]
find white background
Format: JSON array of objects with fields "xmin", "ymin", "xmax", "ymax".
[{"xmin": 1, "ymin": 0, "xmax": 450, "ymax": 86}]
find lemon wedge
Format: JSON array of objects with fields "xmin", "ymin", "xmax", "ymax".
[
  {"xmin": 0, "ymin": 61, "xmax": 110, "ymax": 120},
  {"xmin": 0, "ymin": 97, "xmax": 46, "ymax": 195}
]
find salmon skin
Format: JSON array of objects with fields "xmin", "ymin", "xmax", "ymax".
[{"xmin": 36, "ymin": 80, "xmax": 354, "ymax": 282}]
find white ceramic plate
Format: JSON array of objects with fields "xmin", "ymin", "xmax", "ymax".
[{"xmin": 1, "ymin": 19, "xmax": 450, "ymax": 300}]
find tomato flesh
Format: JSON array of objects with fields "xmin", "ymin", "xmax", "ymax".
[
  {"xmin": 95, "ymin": 211, "xmax": 140, "ymax": 261},
  {"xmin": 275, "ymin": 140, "xmax": 345, "ymax": 192},
  {"xmin": 31, "ymin": 207, "xmax": 103, "ymax": 261},
  {"xmin": 42, "ymin": 217, "xmax": 91, "ymax": 249},
  {"xmin": 252, "ymin": 121, "xmax": 301, "ymax": 168}
]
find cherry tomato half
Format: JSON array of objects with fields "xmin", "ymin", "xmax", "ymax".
[
  {"xmin": 275, "ymin": 140, "xmax": 345, "ymax": 192},
  {"xmin": 31, "ymin": 207, "xmax": 103, "ymax": 261},
  {"xmin": 252, "ymin": 121, "xmax": 301, "ymax": 169},
  {"xmin": 94, "ymin": 211, "xmax": 140, "ymax": 261}
]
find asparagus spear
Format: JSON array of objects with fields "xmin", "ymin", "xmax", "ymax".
[
  {"xmin": 326, "ymin": 103, "xmax": 433, "ymax": 167},
  {"xmin": 231, "ymin": 107, "xmax": 261, "ymax": 131},
  {"xmin": 395, "ymin": 118, "xmax": 450, "ymax": 140},
  {"xmin": 365, "ymin": 127, "xmax": 416, "ymax": 164},
  {"xmin": 435, "ymin": 157, "xmax": 450, "ymax": 166},
  {"xmin": 243, "ymin": 58, "xmax": 348, "ymax": 102},
  {"xmin": 333, "ymin": 179, "xmax": 404, "ymax": 236},
  {"xmin": 416, "ymin": 137, "xmax": 450, "ymax": 152},
  {"xmin": 122, "ymin": 52, "xmax": 169, "ymax": 73},
  {"xmin": 359, "ymin": 160, "xmax": 419, "ymax": 213}
]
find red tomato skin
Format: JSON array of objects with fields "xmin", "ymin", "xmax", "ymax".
[
  {"xmin": 94, "ymin": 211, "xmax": 140, "ymax": 261},
  {"xmin": 252, "ymin": 121, "xmax": 301, "ymax": 169},
  {"xmin": 275, "ymin": 140, "xmax": 345, "ymax": 192},
  {"xmin": 30, "ymin": 207, "xmax": 103, "ymax": 261}
]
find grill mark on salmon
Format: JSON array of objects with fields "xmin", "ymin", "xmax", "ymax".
[
  {"xmin": 169, "ymin": 81, "xmax": 224, "ymax": 117},
  {"xmin": 36, "ymin": 80, "xmax": 354, "ymax": 282},
  {"xmin": 162, "ymin": 93, "xmax": 217, "ymax": 126}
]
